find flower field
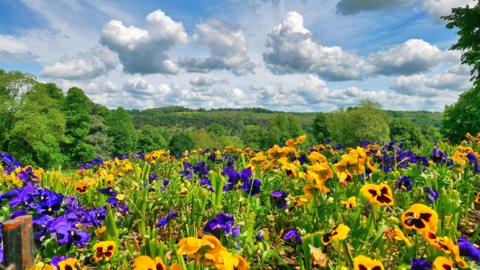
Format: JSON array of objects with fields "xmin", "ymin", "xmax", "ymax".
[{"xmin": 1, "ymin": 134, "xmax": 480, "ymax": 270}]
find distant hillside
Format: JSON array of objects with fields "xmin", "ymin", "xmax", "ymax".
[{"xmin": 129, "ymin": 106, "xmax": 442, "ymax": 135}]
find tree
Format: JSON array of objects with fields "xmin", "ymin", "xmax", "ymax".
[
  {"xmin": 441, "ymin": 84, "xmax": 480, "ymax": 143},
  {"xmin": 240, "ymin": 125, "xmax": 263, "ymax": 149},
  {"xmin": 208, "ymin": 123, "xmax": 226, "ymax": 137},
  {"xmin": 107, "ymin": 108, "xmax": 137, "ymax": 155},
  {"xmin": 85, "ymin": 104, "xmax": 112, "ymax": 159},
  {"xmin": 328, "ymin": 100, "xmax": 390, "ymax": 146},
  {"xmin": 389, "ymin": 119, "xmax": 425, "ymax": 148},
  {"xmin": 62, "ymin": 87, "xmax": 95, "ymax": 165},
  {"xmin": 0, "ymin": 71, "xmax": 66, "ymax": 167},
  {"xmin": 137, "ymin": 125, "xmax": 168, "ymax": 153},
  {"xmin": 443, "ymin": 2, "xmax": 480, "ymax": 85},
  {"xmin": 169, "ymin": 132, "xmax": 194, "ymax": 154},
  {"xmin": 312, "ymin": 112, "xmax": 330, "ymax": 143}
]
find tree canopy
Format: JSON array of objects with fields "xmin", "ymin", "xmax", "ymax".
[{"xmin": 443, "ymin": 1, "xmax": 480, "ymax": 85}]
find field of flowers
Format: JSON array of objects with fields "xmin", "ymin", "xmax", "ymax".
[{"xmin": 1, "ymin": 133, "xmax": 480, "ymax": 270}]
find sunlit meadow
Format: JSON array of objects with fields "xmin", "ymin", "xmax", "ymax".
[{"xmin": 1, "ymin": 133, "xmax": 480, "ymax": 269}]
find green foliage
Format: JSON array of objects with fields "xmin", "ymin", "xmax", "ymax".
[
  {"xmin": 441, "ymin": 84, "xmax": 480, "ymax": 143},
  {"xmin": 0, "ymin": 71, "xmax": 66, "ymax": 167},
  {"xmin": 328, "ymin": 101, "xmax": 390, "ymax": 146},
  {"xmin": 107, "ymin": 108, "xmax": 137, "ymax": 155},
  {"xmin": 207, "ymin": 123, "xmax": 226, "ymax": 136},
  {"xmin": 443, "ymin": 1, "xmax": 480, "ymax": 85},
  {"xmin": 168, "ymin": 132, "xmax": 194, "ymax": 153},
  {"xmin": 137, "ymin": 125, "xmax": 168, "ymax": 153},
  {"xmin": 63, "ymin": 87, "xmax": 95, "ymax": 165},
  {"xmin": 312, "ymin": 112, "xmax": 330, "ymax": 143},
  {"xmin": 240, "ymin": 125, "xmax": 263, "ymax": 149},
  {"xmin": 190, "ymin": 129, "xmax": 243, "ymax": 149},
  {"xmin": 258, "ymin": 115, "xmax": 304, "ymax": 149},
  {"xmin": 389, "ymin": 119, "xmax": 425, "ymax": 147}
]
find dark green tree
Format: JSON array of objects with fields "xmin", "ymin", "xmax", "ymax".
[
  {"xmin": 208, "ymin": 123, "xmax": 226, "ymax": 137},
  {"xmin": 389, "ymin": 119, "xmax": 425, "ymax": 147},
  {"xmin": 0, "ymin": 71, "xmax": 66, "ymax": 166},
  {"xmin": 63, "ymin": 87, "xmax": 95, "ymax": 164},
  {"xmin": 137, "ymin": 124, "xmax": 168, "ymax": 153},
  {"xmin": 107, "ymin": 107, "xmax": 137, "ymax": 155},
  {"xmin": 441, "ymin": 84, "xmax": 480, "ymax": 143},
  {"xmin": 312, "ymin": 112, "xmax": 331, "ymax": 143},
  {"xmin": 328, "ymin": 100, "xmax": 390, "ymax": 146},
  {"xmin": 169, "ymin": 132, "xmax": 194, "ymax": 154},
  {"xmin": 85, "ymin": 104, "xmax": 112, "ymax": 159},
  {"xmin": 443, "ymin": 2, "xmax": 480, "ymax": 85},
  {"xmin": 240, "ymin": 125, "xmax": 263, "ymax": 149}
]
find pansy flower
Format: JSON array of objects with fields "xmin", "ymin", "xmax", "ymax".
[
  {"xmin": 458, "ymin": 236, "xmax": 480, "ymax": 263},
  {"xmin": 156, "ymin": 210, "xmax": 178, "ymax": 227},
  {"xmin": 321, "ymin": 224, "xmax": 350, "ymax": 246},
  {"xmin": 466, "ymin": 152, "xmax": 480, "ymax": 174},
  {"xmin": 475, "ymin": 193, "xmax": 480, "ymax": 204},
  {"xmin": 341, "ymin": 196, "xmax": 357, "ymax": 209},
  {"xmin": 424, "ymin": 235, "xmax": 467, "ymax": 268},
  {"xmin": 360, "ymin": 183, "xmax": 394, "ymax": 206},
  {"xmin": 271, "ymin": 190, "xmax": 288, "ymax": 209},
  {"xmin": 395, "ymin": 176, "xmax": 412, "ymax": 191},
  {"xmin": 432, "ymin": 256, "xmax": 453, "ymax": 270},
  {"xmin": 178, "ymin": 237, "xmax": 214, "ymax": 256},
  {"xmin": 283, "ymin": 228, "xmax": 302, "ymax": 244},
  {"xmin": 133, "ymin": 256, "xmax": 167, "ymax": 270},
  {"xmin": 242, "ymin": 178, "xmax": 261, "ymax": 196},
  {"xmin": 37, "ymin": 190, "xmax": 64, "ymax": 216},
  {"xmin": 411, "ymin": 258, "xmax": 432, "ymax": 270},
  {"xmin": 57, "ymin": 258, "xmax": 81, "ymax": 270},
  {"xmin": 353, "ymin": 255, "xmax": 384, "ymax": 270},
  {"xmin": 401, "ymin": 204, "xmax": 438, "ymax": 233},
  {"xmin": 93, "ymin": 241, "xmax": 116, "ymax": 261},
  {"xmin": 424, "ymin": 186, "xmax": 439, "ymax": 203},
  {"xmin": 74, "ymin": 180, "xmax": 89, "ymax": 194},
  {"xmin": 385, "ymin": 228, "xmax": 412, "ymax": 247},
  {"xmin": 203, "ymin": 213, "xmax": 239, "ymax": 237}
]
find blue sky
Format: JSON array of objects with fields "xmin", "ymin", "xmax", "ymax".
[{"xmin": 0, "ymin": 0, "xmax": 476, "ymax": 112}]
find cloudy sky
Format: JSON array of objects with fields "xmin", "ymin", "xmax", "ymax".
[{"xmin": 0, "ymin": 0, "xmax": 476, "ymax": 112}]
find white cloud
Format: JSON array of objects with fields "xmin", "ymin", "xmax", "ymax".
[
  {"xmin": 250, "ymin": 74, "xmax": 460, "ymax": 111},
  {"xmin": 41, "ymin": 46, "xmax": 119, "ymax": 80},
  {"xmin": 101, "ymin": 9, "xmax": 187, "ymax": 74},
  {"xmin": 365, "ymin": 39, "xmax": 443, "ymax": 76},
  {"xmin": 0, "ymin": 34, "xmax": 37, "ymax": 61},
  {"xmin": 189, "ymin": 77, "xmax": 219, "ymax": 87},
  {"xmin": 422, "ymin": 0, "xmax": 476, "ymax": 19},
  {"xmin": 179, "ymin": 19, "xmax": 255, "ymax": 75},
  {"xmin": 263, "ymin": 11, "xmax": 364, "ymax": 81},
  {"xmin": 391, "ymin": 63, "xmax": 472, "ymax": 96}
]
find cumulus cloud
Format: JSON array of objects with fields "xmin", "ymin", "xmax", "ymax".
[
  {"xmin": 422, "ymin": 0, "xmax": 476, "ymax": 19},
  {"xmin": 42, "ymin": 46, "xmax": 119, "ymax": 80},
  {"xmin": 263, "ymin": 11, "xmax": 364, "ymax": 81},
  {"xmin": 365, "ymin": 39, "xmax": 443, "ymax": 76},
  {"xmin": 179, "ymin": 19, "xmax": 255, "ymax": 75},
  {"xmin": 391, "ymin": 64, "xmax": 472, "ymax": 96},
  {"xmin": 189, "ymin": 77, "xmax": 219, "ymax": 87},
  {"xmin": 336, "ymin": 0, "xmax": 413, "ymax": 15},
  {"xmin": 101, "ymin": 9, "xmax": 187, "ymax": 74},
  {"xmin": 0, "ymin": 34, "xmax": 38, "ymax": 62},
  {"xmin": 251, "ymin": 74, "xmax": 460, "ymax": 111},
  {"xmin": 123, "ymin": 77, "xmax": 176, "ymax": 100}
]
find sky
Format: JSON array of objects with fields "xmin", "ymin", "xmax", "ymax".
[{"xmin": 0, "ymin": 0, "xmax": 476, "ymax": 112}]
